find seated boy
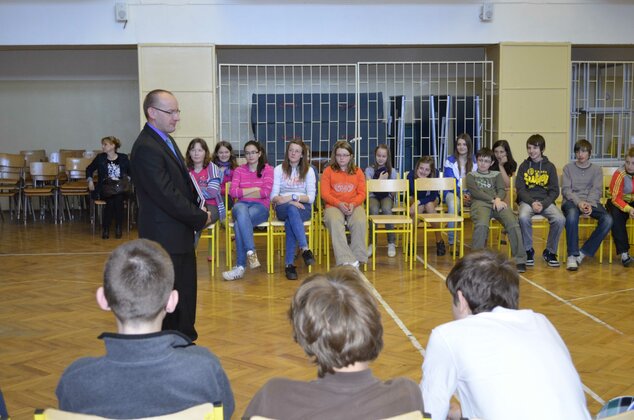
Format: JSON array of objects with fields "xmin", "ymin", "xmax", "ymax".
[
  {"xmin": 515, "ymin": 134, "xmax": 565, "ymax": 267},
  {"xmin": 607, "ymin": 146, "xmax": 634, "ymax": 267},
  {"xmin": 243, "ymin": 266, "xmax": 424, "ymax": 419},
  {"xmin": 56, "ymin": 239, "xmax": 234, "ymax": 419},
  {"xmin": 421, "ymin": 250, "xmax": 591, "ymax": 420},
  {"xmin": 467, "ymin": 147, "xmax": 527, "ymax": 272},
  {"xmin": 561, "ymin": 139, "xmax": 613, "ymax": 271}
]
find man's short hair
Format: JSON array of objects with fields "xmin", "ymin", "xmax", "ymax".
[
  {"xmin": 446, "ymin": 249, "xmax": 519, "ymax": 314},
  {"xmin": 103, "ymin": 239, "xmax": 174, "ymax": 322},
  {"xmin": 526, "ymin": 134, "xmax": 546, "ymax": 152},
  {"xmin": 574, "ymin": 139, "xmax": 592, "ymax": 155},
  {"xmin": 627, "ymin": 146, "xmax": 634, "ymax": 159},
  {"xmin": 142, "ymin": 89, "xmax": 173, "ymax": 120},
  {"xmin": 476, "ymin": 147, "xmax": 494, "ymax": 160},
  {"xmin": 289, "ymin": 266, "xmax": 383, "ymax": 378}
]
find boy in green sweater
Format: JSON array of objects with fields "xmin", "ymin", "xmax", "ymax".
[{"xmin": 466, "ymin": 148, "xmax": 527, "ymax": 272}]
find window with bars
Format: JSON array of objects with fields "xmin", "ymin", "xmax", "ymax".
[
  {"xmin": 571, "ymin": 61, "xmax": 634, "ymax": 164},
  {"xmin": 218, "ymin": 61, "xmax": 493, "ymax": 173}
]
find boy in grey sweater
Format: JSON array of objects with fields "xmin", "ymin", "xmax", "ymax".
[
  {"xmin": 56, "ymin": 239, "xmax": 234, "ymax": 419},
  {"xmin": 467, "ymin": 148, "xmax": 527, "ymax": 272},
  {"xmin": 561, "ymin": 139, "xmax": 613, "ymax": 271}
]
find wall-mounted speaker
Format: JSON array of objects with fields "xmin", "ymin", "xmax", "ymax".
[{"xmin": 115, "ymin": 2, "xmax": 128, "ymax": 22}]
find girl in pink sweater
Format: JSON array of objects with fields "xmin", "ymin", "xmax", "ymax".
[{"xmin": 223, "ymin": 141, "xmax": 273, "ymax": 281}]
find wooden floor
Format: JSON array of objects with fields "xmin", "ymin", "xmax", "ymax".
[{"xmin": 1, "ymin": 214, "xmax": 633, "ymax": 419}]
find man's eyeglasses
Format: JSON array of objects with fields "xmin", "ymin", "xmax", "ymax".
[
  {"xmin": 152, "ymin": 106, "xmax": 181, "ymax": 117},
  {"xmin": 244, "ymin": 151, "xmax": 260, "ymax": 156}
]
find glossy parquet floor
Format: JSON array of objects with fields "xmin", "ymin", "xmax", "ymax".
[{"xmin": 1, "ymin": 214, "xmax": 633, "ymax": 419}]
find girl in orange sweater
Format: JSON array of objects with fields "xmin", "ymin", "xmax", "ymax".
[{"xmin": 321, "ymin": 140, "xmax": 367, "ymax": 267}]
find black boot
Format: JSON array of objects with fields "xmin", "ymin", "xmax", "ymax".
[
  {"xmin": 102, "ymin": 227, "xmax": 109, "ymax": 239},
  {"xmin": 115, "ymin": 225, "xmax": 122, "ymax": 239}
]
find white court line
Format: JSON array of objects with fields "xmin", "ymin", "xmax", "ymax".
[
  {"xmin": 0, "ymin": 251, "xmax": 111, "ymax": 257},
  {"xmin": 365, "ymin": 253, "xmax": 606, "ymax": 406},
  {"xmin": 359, "ymin": 272, "xmax": 427, "ymax": 358},
  {"xmin": 519, "ymin": 275, "xmax": 624, "ymax": 335},
  {"xmin": 568, "ymin": 287, "xmax": 634, "ymax": 302}
]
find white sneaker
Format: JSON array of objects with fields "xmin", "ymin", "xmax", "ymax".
[
  {"xmin": 247, "ymin": 251, "xmax": 261, "ymax": 269},
  {"xmin": 566, "ymin": 256, "xmax": 578, "ymax": 271},
  {"xmin": 342, "ymin": 261, "xmax": 360, "ymax": 269},
  {"xmin": 223, "ymin": 265, "xmax": 245, "ymax": 281},
  {"xmin": 366, "ymin": 245, "xmax": 373, "ymax": 257},
  {"xmin": 577, "ymin": 252, "xmax": 585, "ymax": 265},
  {"xmin": 387, "ymin": 243, "xmax": 396, "ymax": 257}
]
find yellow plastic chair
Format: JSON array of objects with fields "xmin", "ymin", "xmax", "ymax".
[
  {"xmin": 199, "ymin": 221, "xmax": 220, "ymax": 276},
  {"xmin": 366, "ymin": 178, "xmax": 413, "ymax": 271},
  {"xmin": 414, "ymin": 177, "xmax": 464, "ymax": 268},
  {"xmin": 224, "ymin": 182, "xmax": 272, "ymax": 273},
  {"xmin": 34, "ymin": 402, "xmax": 222, "ymax": 420},
  {"xmin": 269, "ymin": 202, "xmax": 313, "ymax": 274}
]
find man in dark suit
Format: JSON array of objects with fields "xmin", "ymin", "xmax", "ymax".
[{"xmin": 130, "ymin": 89, "xmax": 211, "ymax": 341}]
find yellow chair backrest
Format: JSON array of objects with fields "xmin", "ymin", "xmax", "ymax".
[
  {"xmin": 34, "ymin": 402, "xmax": 221, "ymax": 420},
  {"xmin": 415, "ymin": 177, "xmax": 457, "ymax": 214}
]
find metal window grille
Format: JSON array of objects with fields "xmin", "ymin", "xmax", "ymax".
[
  {"xmin": 219, "ymin": 61, "xmax": 494, "ymax": 173},
  {"xmin": 571, "ymin": 61, "xmax": 634, "ymax": 164}
]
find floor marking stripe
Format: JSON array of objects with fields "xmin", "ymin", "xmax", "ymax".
[
  {"xmin": 568, "ymin": 287, "xmax": 634, "ymax": 302},
  {"xmin": 520, "ymin": 275, "xmax": 624, "ymax": 335},
  {"xmin": 359, "ymin": 271, "xmax": 427, "ymax": 358},
  {"xmin": 0, "ymin": 251, "xmax": 111, "ymax": 257}
]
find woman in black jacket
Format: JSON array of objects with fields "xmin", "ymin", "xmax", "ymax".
[{"xmin": 86, "ymin": 136, "xmax": 131, "ymax": 239}]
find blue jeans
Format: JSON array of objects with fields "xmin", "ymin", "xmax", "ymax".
[
  {"xmin": 562, "ymin": 201, "xmax": 612, "ymax": 257},
  {"xmin": 275, "ymin": 202, "xmax": 312, "ymax": 265},
  {"xmin": 232, "ymin": 201, "xmax": 270, "ymax": 267},
  {"xmin": 445, "ymin": 192, "xmax": 460, "ymax": 244}
]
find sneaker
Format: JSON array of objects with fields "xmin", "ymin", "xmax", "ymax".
[
  {"xmin": 285, "ymin": 264, "xmax": 298, "ymax": 280},
  {"xmin": 366, "ymin": 245, "xmax": 373, "ymax": 257},
  {"xmin": 526, "ymin": 248, "xmax": 535, "ymax": 266},
  {"xmin": 387, "ymin": 243, "xmax": 396, "ymax": 257},
  {"xmin": 542, "ymin": 250, "xmax": 560, "ymax": 267},
  {"xmin": 576, "ymin": 252, "xmax": 585, "ymax": 266},
  {"xmin": 222, "ymin": 265, "xmax": 245, "ymax": 281},
  {"xmin": 302, "ymin": 249, "xmax": 315, "ymax": 266},
  {"xmin": 342, "ymin": 260, "xmax": 360, "ymax": 269},
  {"xmin": 436, "ymin": 240, "xmax": 446, "ymax": 257},
  {"xmin": 247, "ymin": 251, "xmax": 261, "ymax": 269},
  {"xmin": 516, "ymin": 263, "xmax": 526, "ymax": 273},
  {"xmin": 622, "ymin": 254, "xmax": 633, "ymax": 267},
  {"xmin": 566, "ymin": 256, "xmax": 578, "ymax": 271}
]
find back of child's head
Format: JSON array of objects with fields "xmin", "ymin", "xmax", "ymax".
[
  {"xmin": 185, "ymin": 137, "xmax": 211, "ymax": 169},
  {"xmin": 212, "ymin": 140, "xmax": 238, "ymax": 169},
  {"xmin": 103, "ymin": 239, "xmax": 174, "ymax": 323},
  {"xmin": 476, "ymin": 147, "xmax": 494, "ymax": 161},
  {"xmin": 573, "ymin": 139, "xmax": 592, "ymax": 155},
  {"xmin": 526, "ymin": 134, "xmax": 546, "ymax": 152},
  {"xmin": 415, "ymin": 156, "xmax": 436, "ymax": 178},
  {"xmin": 289, "ymin": 266, "xmax": 383, "ymax": 378}
]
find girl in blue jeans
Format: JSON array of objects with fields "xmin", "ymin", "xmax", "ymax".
[
  {"xmin": 222, "ymin": 141, "xmax": 274, "ymax": 281},
  {"xmin": 271, "ymin": 140, "xmax": 317, "ymax": 280}
]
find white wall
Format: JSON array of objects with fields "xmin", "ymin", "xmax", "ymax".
[
  {"xmin": 1, "ymin": 1, "xmax": 633, "ymax": 47},
  {"xmin": 0, "ymin": 49, "xmax": 139, "ymax": 154}
]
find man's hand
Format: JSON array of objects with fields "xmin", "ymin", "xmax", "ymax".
[
  {"xmin": 629, "ymin": 207, "xmax": 634, "ymax": 219},
  {"xmin": 88, "ymin": 179, "xmax": 95, "ymax": 191},
  {"xmin": 463, "ymin": 192, "xmax": 472, "ymax": 206},
  {"xmin": 206, "ymin": 211, "xmax": 213, "ymax": 226},
  {"xmin": 532, "ymin": 201, "xmax": 543, "ymax": 213}
]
